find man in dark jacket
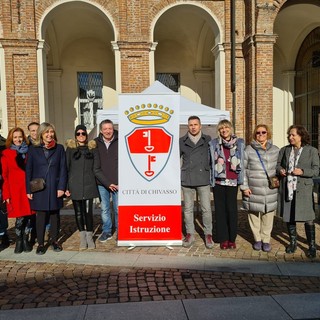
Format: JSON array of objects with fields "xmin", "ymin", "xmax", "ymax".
[
  {"xmin": 180, "ymin": 116, "xmax": 213, "ymax": 248},
  {"xmin": 95, "ymin": 119, "xmax": 118, "ymax": 242}
]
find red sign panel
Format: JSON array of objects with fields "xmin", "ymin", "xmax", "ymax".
[{"xmin": 118, "ymin": 205, "xmax": 181, "ymax": 240}]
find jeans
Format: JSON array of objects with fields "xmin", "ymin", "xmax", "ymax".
[
  {"xmin": 98, "ymin": 185, "xmax": 118, "ymax": 234},
  {"xmin": 182, "ymin": 185, "xmax": 212, "ymax": 235}
]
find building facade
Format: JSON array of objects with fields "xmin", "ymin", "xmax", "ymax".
[{"xmin": 0, "ymin": 0, "xmax": 319, "ymax": 148}]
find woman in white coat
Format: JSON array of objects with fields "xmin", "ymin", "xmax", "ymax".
[{"xmin": 241, "ymin": 124, "xmax": 279, "ymax": 252}]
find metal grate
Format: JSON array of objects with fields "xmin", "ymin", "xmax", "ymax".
[
  {"xmin": 156, "ymin": 73, "xmax": 180, "ymax": 92},
  {"xmin": 78, "ymin": 72, "xmax": 103, "ymax": 130}
]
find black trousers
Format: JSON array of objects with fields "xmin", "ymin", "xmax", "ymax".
[
  {"xmin": 72, "ymin": 199, "xmax": 94, "ymax": 232},
  {"xmin": 36, "ymin": 210, "xmax": 60, "ymax": 245},
  {"xmin": 213, "ymin": 184, "xmax": 238, "ymax": 243}
]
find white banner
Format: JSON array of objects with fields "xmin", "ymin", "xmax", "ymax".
[{"xmin": 118, "ymin": 93, "xmax": 181, "ymax": 246}]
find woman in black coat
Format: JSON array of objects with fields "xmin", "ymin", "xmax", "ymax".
[
  {"xmin": 26, "ymin": 122, "xmax": 67, "ymax": 255},
  {"xmin": 65, "ymin": 125, "xmax": 109, "ymax": 249}
]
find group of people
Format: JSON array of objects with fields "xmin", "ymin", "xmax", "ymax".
[
  {"xmin": 181, "ymin": 117, "xmax": 318, "ymax": 259},
  {"xmin": 0, "ymin": 116, "xmax": 318, "ymax": 259},
  {"xmin": 0, "ymin": 120, "xmax": 119, "ymax": 255}
]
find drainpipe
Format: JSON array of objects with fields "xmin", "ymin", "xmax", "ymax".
[{"xmin": 231, "ymin": 0, "xmax": 236, "ymax": 130}]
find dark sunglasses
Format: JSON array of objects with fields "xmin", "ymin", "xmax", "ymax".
[
  {"xmin": 76, "ymin": 132, "xmax": 87, "ymax": 136},
  {"xmin": 256, "ymin": 131, "xmax": 267, "ymax": 135}
]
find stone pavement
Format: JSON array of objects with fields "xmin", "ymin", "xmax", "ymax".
[{"xmin": 0, "ymin": 206, "xmax": 319, "ymax": 319}]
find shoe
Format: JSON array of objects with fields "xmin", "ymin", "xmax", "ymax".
[
  {"xmin": 253, "ymin": 241, "xmax": 262, "ymax": 251},
  {"xmin": 262, "ymin": 242, "xmax": 271, "ymax": 252},
  {"xmin": 36, "ymin": 245, "xmax": 46, "ymax": 255},
  {"xmin": 220, "ymin": 241, "xmax": 229, "ymax": 250},
  {"xmin": 205, "ymin": 235, "xmax": 214, "ymax": 249},
  {"xmin": 51, "ymin": 242, "xmax": 62, "ymax": 252},
  {"xmin": 98, "ymin": 232, "xmax": 112, "ymax": 243},
  {"xmin": 228, "ymin": 241, "xmax": 236, "ymax": 249},
  {"xmin": 182, "ymin": 233, "xmax": 194, "ymax": 248}
]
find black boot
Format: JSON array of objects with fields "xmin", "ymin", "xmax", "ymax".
[
  {"xmin": 14, "ymin": 237, "xmax": 23, "ymax": 254},
  {"xmin": 286, "ymin": 223, "xmax": 297, "ymax": 254},
  {"xmin": 23, "ymin": 232, "xmax": 32, "ymax": 252},
  {"xmin": 0, "ymin": 234, "xmax": 10, "ymax": 250},
  {"xmin": 305, "ymin": 223, "xmax": 316, "ymax": 259}
]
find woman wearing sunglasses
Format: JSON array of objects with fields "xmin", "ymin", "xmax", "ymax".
[
  {"xmin": 65, "ymin": 125, "xmax": 109, "ymax": 250},
  {"xmin": 241, "ymin": 125, "xmax": 279, "ymax": 252}
]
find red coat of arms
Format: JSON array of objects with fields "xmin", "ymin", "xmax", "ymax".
[{"xmin": 126, "ymin": 127, "xmax": 173, "ymax": 181}]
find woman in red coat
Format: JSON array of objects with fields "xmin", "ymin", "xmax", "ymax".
[{"xmin": 1, "ymin": 127, "xmax": 34, "ymax": 253}]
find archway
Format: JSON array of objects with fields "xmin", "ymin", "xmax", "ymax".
[
  {"xmin": 152, "ymin": 3, "xmax": 224, "ymax": 110},
  {"xmin": 38, "ymin": 1, "xmax": 116, "ymax": 141}
]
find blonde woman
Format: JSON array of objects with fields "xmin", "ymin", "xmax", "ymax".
[
  {"xmin": 209, "ymin": 120, "xmax": 245, "ymax": 250},
  {"xmin": 26, "ymin": 122, "xmax": 67, "ymax": 255}
]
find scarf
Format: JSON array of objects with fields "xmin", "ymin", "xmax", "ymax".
[
  {"xmin": 287, "ymin": 146, "xmax": 303, "ymax": 201},
  {"xmin": 10, "ymin": 141, "xmax": 28, "ymax": 159},
  {"xmin": 214, "ymin": 135, "xmax": 242, "ymax": 179},
  {"xmin": 43, "ymin": 140, "xmax": 56, "ymax": 149},
  {"xmin": 188, "ymin": 131, "xmax": 202, "ymax": 145}
]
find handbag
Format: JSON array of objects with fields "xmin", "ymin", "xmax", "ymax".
[
  {"xmin": 255, "ymin": 149, "xmax": 280, "ymax": 189},
  {"xmin": 29, "ymin": 159, "xmax": 51, "ymax": 193},
  {"xmin": 30, "ymin": 178, "xmax": 46, "ymax": 193}
]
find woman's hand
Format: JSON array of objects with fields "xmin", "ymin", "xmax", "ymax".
[
  {"xmin": 279, "ymin": 168, "xmax": 287, "ymax": 177},
  {"xmin": 27, "ymin": 194, "xmax": 33, "ymax": 200},
  {"xmin": 65, "ymin": 190, "xmax": 71, "ymax": 197},
  {"xmin": 242, "ymin": 189, "xmax": 252, "ymax": 197},
  {"xmin": 292, "ymin": 168, "xmax": 303, "ymax": 176},
  {"xmin": 57, "ymin": 190, "xmax": 65, "ymax": 198}
]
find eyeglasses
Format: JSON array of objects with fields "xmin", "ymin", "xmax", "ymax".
[
  {"xmin": 256, "ymin": 131, "xmax": 267, "ymax": 135},
  {"xmin": 76, "ymin": 132, "xmax": 87, "ymax": 136}
]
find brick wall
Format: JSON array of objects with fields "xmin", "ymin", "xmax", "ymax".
[{"xmin": 0, "ymin": 0, "xmax": 284, "ymax": 140}]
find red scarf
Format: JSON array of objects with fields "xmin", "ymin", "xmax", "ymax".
[{"xmin": 44, "ymin": 140, "xmax": 56, "ymax": 149}]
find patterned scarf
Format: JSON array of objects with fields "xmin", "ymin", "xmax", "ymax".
[
  {"xmin": 287, "ymin": 146, "xmax": 303, "ymax": 201},
  {"xmin": 10, "ymin": 141, "xmax": 28, "ymax": 159},
  {"xmin": 214, "ymin": 135, "xmax": 242, "ymax": 179}
]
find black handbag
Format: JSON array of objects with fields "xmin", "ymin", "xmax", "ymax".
[{"xmin": 29, "ymin": 159, "xmax": 51, "ymax": 193}]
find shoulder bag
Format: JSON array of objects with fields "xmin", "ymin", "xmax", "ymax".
[
  {"xmin": 255, "ymin": 149, "xmax": 280, "ymax": 189},
  {"xmin": 30, "ymin": 159, "xmax": 52, "ymax": 193}
]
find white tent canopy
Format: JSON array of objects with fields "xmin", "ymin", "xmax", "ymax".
[{"xmin": 96, "ymin": 81, "xmax": 229, "ymax": 126}]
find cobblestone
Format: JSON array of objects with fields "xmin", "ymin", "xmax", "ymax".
[{"xmin": 1, "ymin": 206, "xmax": 320, "ymax": 310}]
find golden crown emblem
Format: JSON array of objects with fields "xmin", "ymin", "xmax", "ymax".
[{"xmin": 124, "ymin": 103, "xmax": 174, "ymax": 125}]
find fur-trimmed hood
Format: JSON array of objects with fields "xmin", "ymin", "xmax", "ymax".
[{"xmin": 65, "ymin": 139, "xmax": 97, "ymax": 150}]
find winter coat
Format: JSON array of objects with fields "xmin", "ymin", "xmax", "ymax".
[
  {"xmin": 179, "ymin": 132, "xmax": 211, "ymax": 187},
  {"xmin": 209, "ymin": 137, "xmax": 245, "ymax": 186},
  {"xmin": 66, "ymin": 139, "xmax": 109, "ymax": 200},
  {"xmin": 276, "ymin": 144, "xmax": 319, "ymax": 221},
  {"xmin": 240, "ymin": 140, "xmax": 279, "ymax": 213},
  {"xmin": 94, "ymin": 130, "xmax": 118, "ymax": 187},
  {"xmin": 25, "ymin": 144, "xmax": 68, "ymax": 211},
  {"xmin": 1, "ymin": 149, "xmax": 33, "ymax": 218}
]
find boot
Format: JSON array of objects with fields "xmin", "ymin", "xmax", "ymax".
[
  {"xmin": 286, "ymin": 223, "xmax": 297, "ymax": 254},
  {"xmin": 0, "ymin": 234, "xmax": 10, "ymax": 249},
  {"xmin": 305, "ymin": 223, "xmax": 316, "ymax": 259},
  {"xmin": 14, "ymin": 237, "xmax": 23, "ymax": 254},
  {"xmin": 23, "ymin": 232, "xmax": 32, "ymax": 252},
  {"xmin": 86, "ymin": 231, "xmax": 95, "ymax": 249},
  {"xmin": 79, "ymin": 231, "xmax": 87, "ymax": 250}
]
